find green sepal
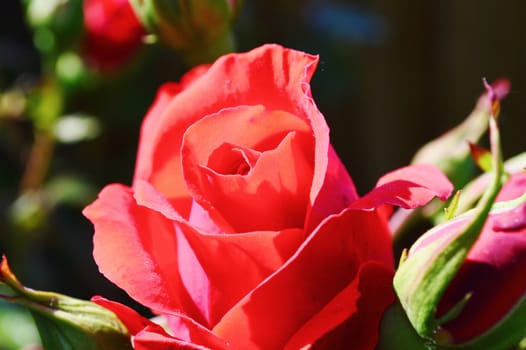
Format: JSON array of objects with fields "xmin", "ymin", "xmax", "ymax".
[
  {"xmin": 393, "ymin": 115, "xmax": 504, "ymax": 342},
  {"xmin": 469, "ymin": 143, "xmax": 492, "ymax": 172},
  {"xmin": 443, "ymin": 190, "xmax": 461, "ymax": 221},
  {"xmin": 376, "ymin": 302, "xmax": 432, "ymax": 350},
  {"xmin": 456, "ymin": 151, "xmax": 526, "ymax": 214},
  {"xmin": 0, "ymin": 256, "xmax": 132, "ymax": 350},
  {"xmin": 411, "ymin": 87, "xmax": 494, "ymax": 189}
]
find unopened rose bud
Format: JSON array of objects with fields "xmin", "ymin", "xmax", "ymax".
[
  {"xmin": 129, "ymin": 0, "xmax": 242, "ymax": 64},
  {"xmin": 83, "ymin": 0, "xmax": 146, "ymax": 71},
  {"xmin": 431, "ymin": 172, "xmax": 526, "ymax": 346},
  {"xmin": 0, "ymin": 256, "xmax": 132, "ymax": 350},
  {"xmin": 394, "ymin": 112, "xmax": 526, "ymax": 349}
]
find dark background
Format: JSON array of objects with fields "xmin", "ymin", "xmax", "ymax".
[{"xmin": 0, "ymin": 0, "xmax": 525, "ymax": 347}]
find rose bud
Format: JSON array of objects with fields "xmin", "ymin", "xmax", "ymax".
[
  {"xmin": 395, "ymin": 109, "xmax": 526, "ymax": 348},
  {"xmin": 0, "ymin": 256, "xmax": 132, "ymax": 350},
  {"xmin": 431, "ymin": 172, "xmax": 526, "ymax": 346},
  {"xmin": 83, "ymin": 0, "xmax": 146, "ymax": 71},
  {"xmin": 128, "ymin": 0, "xmax": 242, "ymax": 64}
]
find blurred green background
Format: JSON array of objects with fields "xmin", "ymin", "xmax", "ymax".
[{"xmin": 1, "ymin": 0, "xmax": 525, "ymax": 348}]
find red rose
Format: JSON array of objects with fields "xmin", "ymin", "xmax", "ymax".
[
  {"xmin": 83, "ymin": 0, "xmax": 145, "ymax": 70},
  {"xmin": 411, "ymin": 172, "xmax": 526, "ymax": 343},
  {"xmin": 84, "ymin": 44, "xmax": 452, "ymax": 349}
]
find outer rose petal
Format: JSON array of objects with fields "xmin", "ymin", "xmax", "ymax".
[
  {"xmin": 305, "ymin": 145, "xmax": 359, "ymax": 231},
  {"xmin": 133, "ymin": 180, "xmax": 307, "ymax": 326},
  {"xmin": 284, "ymin": 262, "xmax": 395, "ymax": 350},
  {"xmin": 133, "ymin": 66, "xmax": 210, "ymax": 199},
  {"xmin": 212, "ymin": 209, "xmax": 393, "ymax": 349},
  {"xmin": 82, "ymin": 184, "xmax": 203, "ymax": 320},
  {"xmin": 134, "ymin": 329, "xmax": 211, "ymax": 350},
  {"xmin": 496, "ymin": 172, "xmax": 526, "ymax": 201},
  {"xmin": 88, "ymin": 180, "xmax": 307, "ymax": 327},
  {"xmin": 92, "ymin": 296, "xmax": 160, "ymax": 335},
  {"xmin": 92, "ymin": 297, "xmax": 229, "ymax": 350},
  {"xmin": 349, "ymin": 164, "xmax": 453, "ymax": 210}
]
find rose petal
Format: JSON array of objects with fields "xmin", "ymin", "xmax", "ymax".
[
  {"xmin": 496, "ymin": 172, "xmax": 526, "ymax": 202},
  {"xmin": 212, "ymin": 209, "xmax": 393, "ymax": 349},
  {"xmin": 493, "ymin": 202, "xmax": 526, "ymax": 231},
  {"xmin": 133, "ymin": 68, "xmax": 210, "ymax": 201},
  {"xmin": 91, "ymin": 296, "xmax": 157, "ymax": 335},
  {"xmin": 84, "ymin": 185, "xmax": 214, "ymax": 323},
  {"xmin": 132, "ymin": 180, "xmax": 307, "ymax": 326},
  {"xmin": 133, "ymin": 82, "xmax": 186, "ymax": 197},
  {"xmin": 170, "ymin": 220, "xmax": 306, "ymax": 328},
  {"xmin": 306, "ymin": 145, "xmax": 359, "ymax": 231},
  {"xmin": 284, "ymin": 262, "xmax": 395, "ymax": 350},
  {"xmin": 134, "ymin": 328, "xmax": 211, "ymax": 350},
  {"xmin": 92, "ymin": 297, "xmax": 229, "ymax": 350},
  {"xmin": 349, "ymin": 164, "xmax": 453, "ymax": 210}
]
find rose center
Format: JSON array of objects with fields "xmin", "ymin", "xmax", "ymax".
[{"xmin": 207, "ymin": 143, "xmax": 261, "ymax": 176}]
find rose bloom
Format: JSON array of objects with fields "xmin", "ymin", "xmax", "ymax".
[
  {"xmin": 83, "ymin": 0, "xmax": 145, "ymax": 70},
  {"xmin": 410, "ymin": 171, "xmax": 526, "ymax": 343},
  {"xmin": 84, "ymin": 44, "xmax": 451, "ymax": 349}
]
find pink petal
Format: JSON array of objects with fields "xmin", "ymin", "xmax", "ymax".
[
  {"xmin": 306, "ymin": 145, "xmax": 359, "ymax": 231},
  {"xmin": 496, "ymin": 172, "xmax": 526, "ymax": 202},
  {"xmin": 350, "ymin": 164, "xmax": 453, "ymax": 210}
]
